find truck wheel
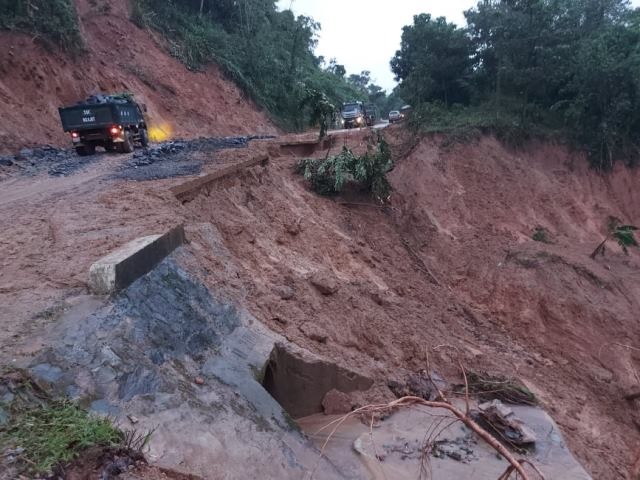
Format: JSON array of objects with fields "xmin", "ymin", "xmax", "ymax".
[
  {"xmin": 139, "ymin": 128, "xmax": 149, "ymax": 148},
  {"xmin": 104, "ymin": 142, "xmax": 116, "ymax": 152},
  {"xmin": 120, "ymin": 132, "xmax": 134, "ymax": 153}
]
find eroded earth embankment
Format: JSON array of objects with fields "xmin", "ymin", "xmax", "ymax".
[{"xmin": 1, "ymin": 130, "xmax": 638, "ymax": 478}]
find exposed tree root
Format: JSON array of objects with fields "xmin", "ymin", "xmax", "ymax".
[{"xmin": 312, "ymin": 395, "xmax": 544, "ymax": 480}]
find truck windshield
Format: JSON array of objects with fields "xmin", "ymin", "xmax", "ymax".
[{"xmin": 342, "ymin": 104, "xmax": 360, "ymax": 113}]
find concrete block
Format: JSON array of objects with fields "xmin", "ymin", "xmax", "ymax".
[{"xmin": 89, "ymin": 225, "xmax": 185, "ymax": 295}]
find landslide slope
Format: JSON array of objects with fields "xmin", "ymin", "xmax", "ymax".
[
  {"xmin": 0, "ymin": 0, "xmax": 276, "ymax": 153},
  {"xmin": 179, "ymin": 132, "xmax": 639, "ymax": 478}
]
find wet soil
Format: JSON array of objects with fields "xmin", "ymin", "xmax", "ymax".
[
  {"xmin": 0, "ymin": 127, "xmax": 638, "ymax": 478},
  {"xmin": 0, "ymin": 0, "xmax": 277, "ymax": 153}
]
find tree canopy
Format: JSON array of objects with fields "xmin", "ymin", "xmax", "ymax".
[
  {"xmin": 391, "ymin": 0, "xmax": 640, "ymax": 168},
  {"xmin": 131, "ymin": 0, "xmax": 376, "ymax": 129}
]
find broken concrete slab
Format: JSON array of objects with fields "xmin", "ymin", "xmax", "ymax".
[
  {"xmin": 262, "ymin": 343, "xmax": 373, "ymax": 418},
  {"xmin": 298, "ymin": 401, "xmax": 592, "ymax": 480},
  {"xmin": 171, "ymin": 154, "xmax": 269, "ymax": 203},
  {"xmin": 89, "ymin": 225, "xmax": 185, "ymax": 295}
]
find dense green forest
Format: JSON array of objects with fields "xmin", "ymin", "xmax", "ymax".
[
  {"xmin": 391, "ymin": 0, "xmax": 640, "ymax": 168},
  {"xmin": 0, "ymin": 0, "xmax": 82, "ymax": 51},
  {"xmin": 130, "ymin": 0, "xmax": 396, "ymax": 128}
]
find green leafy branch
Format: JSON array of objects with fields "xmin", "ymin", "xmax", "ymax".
[
  {"xmin": 591, "ymin": 223, "xmax": 639, "ymax": 259},
  {"xmin": 297, "ymin": 134, "xmax": 393, "ymax": 201}
]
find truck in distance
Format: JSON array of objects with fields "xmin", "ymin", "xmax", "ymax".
[
  {"xmin": 58, "ymin": 93, "xmax": 149, "ymax": 156},
  {"xmin": 340, "ymin": 101, "xmax": 365, "ymax": 129},
  {"xmin": 364, "ymin": 104, "xmax": 377, "ymax": 127}
]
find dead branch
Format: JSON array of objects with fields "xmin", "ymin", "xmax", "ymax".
[
  {"xmin": 312, "ymin": 396, "xmax": 544, "ymax": 480},
  {"xmin": 458, "ymin": 358, "xmax": 471, "ymax": 415},
  {"xmin": 590, "ymin": 233, "xmax": 610, "ymax": 259}
]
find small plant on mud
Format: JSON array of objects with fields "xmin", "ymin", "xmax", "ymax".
[
  {"xmin": 532, "ymin": 227, "xmax": 551, "ymax": 244},
  {"xmin": 0, "ymin": 400, "xmax": 123, "ymax": 474},
  {"xmin": 590, "ymin": 219, "xmax": 638, "ymax": 259},
  {"xmin": 297, "ymin": 134, "xmax": 393, "ymax": 202}
]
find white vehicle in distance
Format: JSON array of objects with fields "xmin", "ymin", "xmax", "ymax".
[{"xmin": 388, "ymin": 110, "xmax": 403, "ymax": 123}]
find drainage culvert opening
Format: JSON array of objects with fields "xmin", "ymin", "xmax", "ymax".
[{"xmin": 261, "ymin": 343, "xmax": 373, "ymax": 419}]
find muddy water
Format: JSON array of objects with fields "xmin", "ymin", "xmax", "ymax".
[{"xmin": 298, "ymin": 403, "xmax": 592, "ymax": 480}]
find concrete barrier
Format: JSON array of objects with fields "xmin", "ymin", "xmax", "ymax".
[
  {"xmin": 89, "ymin": 225, "xmax": 185, "ymax": 295},
  {"xmin": 171, "ymin": 154, "xmax": 269, "ymax": 203}
]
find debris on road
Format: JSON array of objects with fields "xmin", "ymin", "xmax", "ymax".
[
  {"xmin": 116, "ymin": 135, "xmax": 274, "ymax": 181},
  {"xmin": 476, "ymin": 400, "xmax": 537, "ymax": 448}
]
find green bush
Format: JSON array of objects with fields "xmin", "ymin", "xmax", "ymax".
[
  {"xmin": 0, "ymin": 0, "xmax": 82, "ymax": 51},
  {"xmin": 409, "ymin": 100, "xmax": 562, "ymax": 147},
  {"xmin": 298, "ymin": 134, "xmax": 394, "ymax": 201},
  {"xmin": 532, "ymin": 227, "xmax": 551, "ymax": 244}
]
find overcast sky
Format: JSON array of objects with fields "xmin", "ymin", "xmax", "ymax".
[{"xmin": 278, "ymin": 0, "xmax": 640, "ymax": 92}]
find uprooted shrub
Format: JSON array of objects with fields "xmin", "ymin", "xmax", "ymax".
[{"xmin": 297, "ymin": 134, "xmax": 393, "ymax": 202}]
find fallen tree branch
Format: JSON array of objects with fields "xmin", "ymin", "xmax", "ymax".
[{"xmin": 312, "ymin": 396, "xmax": 543, "ymax": 480}]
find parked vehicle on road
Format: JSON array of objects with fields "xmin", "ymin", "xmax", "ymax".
[
  {"xmin": 388, "ymin": 110, "xmax": 402, "ymax": 123},
  {"xmin": 58, "ymin": 93, "xmax": 149, "ymax": 156},
  {"xmin": 341, "ymin": 101, "xmax": 366, "ymax": 129}
]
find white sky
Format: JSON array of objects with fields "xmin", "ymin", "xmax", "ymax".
[{"xmin": 278, "ymin": 0, "xmax": 640, "ymax": 92}]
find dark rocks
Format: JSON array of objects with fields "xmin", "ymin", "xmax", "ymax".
[
  {"xmin": 118, "ymin": 367, "xmax": 162, "ymax": 401},
  {"xmin": 17, "ymin": 148, "xmax": 34, "ymax": 159},
  {"xmin": 388, "ymin": 370, "xmax": 447, "ymax": 401},
  {"xmin": 310, "ymin": 270, "xmax": 340, "ymax": 295},
  {"xmin": 476, "ymin": 400, "xmax": 537, "ymax": 447},
  {"xmin": 3, "ymin": 134, "xmax": 275, "ymax": 180},
  {"xmin": 0, "ymin": 405, "xmax": 8, "ymax": 426},
  {"xmin": 30, "ymin": 363, "xmax": 63, "ymax": 383},
  {"xmin": 116, "ymin": 135, "xmax": 259, "ymax": 181},
  {"xmin": 1, "ymin": 145, "xmax": 88, "ymax": 177},
  {"xmin": 432, "ymin": 436, "xmax": 477, "ymax": 462},
  {"xmin": 30, "ymin": 259, "xmax": 241, "ymax": 407}
]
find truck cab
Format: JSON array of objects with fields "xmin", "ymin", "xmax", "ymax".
[
  {"xmin": 340, "ymin": 101, "xmax": 365, "ymax": 129},
  {"xmin": 58, "ymin": 94, "xmax": 149, "ymax": 156}
]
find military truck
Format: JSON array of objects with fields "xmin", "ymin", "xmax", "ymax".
[
  {"xmin": 58, "ymin": 94, "xmax": 149, "ymax": 156},
  {"xmin": 340, "ymin": 101, "xmax": 365, "ymax": 129}
]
